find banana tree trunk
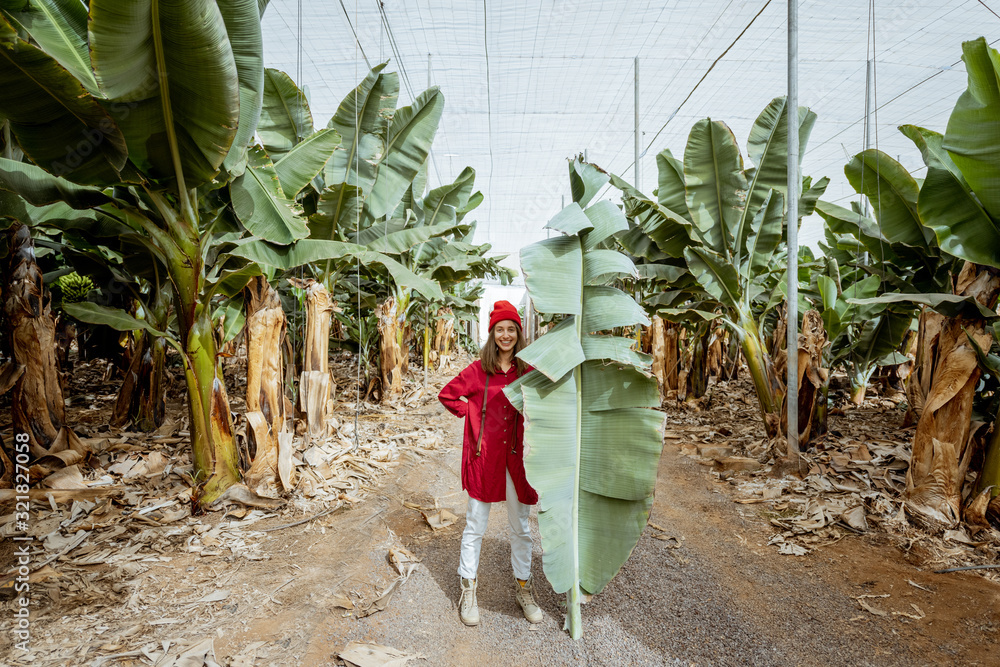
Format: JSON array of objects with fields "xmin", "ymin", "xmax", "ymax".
[
  {"xmin": 649, "ymin": 317, "xmax": 667, "ymax": 398},
  {"xmin": 687, "ymin": 325, "xmax": 710, "ymax": 400},
  {"xmin": 432, "ymin": 307, "xmax": 455, "ymax": 370},
  {"xmin": 378, "ymin": 297, "xmax": 404, "ymax": 402},
  {"xmin": 54, "ymin": 315, "xmax": 76, "ymax": 373},
  {"xmin": 649, "ymin": 316, "xmax": 680, "ymax": 400},
  {"xmin": 905, "ymin": 262, "xmax": 1000, "ymax": 528},
  {"xmin": 981, "ymin": 404, "xmax": 1000, "ymax": 499},
  {"xmin": 394, "ymin": 291, "xmax": 413, "ymax": 379},
  {"xmin": 5, "ymin": 223, "xmax": 68, "ymax": 457},
  {"xmin": 814, "ymin": 378, "xmax": 830, "ymax": 438},
  {"xmin": 295, "ymin": 278, "xmax": 334, "ymax": 438},
  {"xmin": 400, "ymin": 321, "xmax": 413, "ymax": 377},
  {"xmin": 422, "ymin": 305, "xmax": 431, "ymax": 385},
  {"xmin": 663, "ymin": 320, "xmax": 679, "ymax": 392},
  {"xmin": 173, "ymin": 307, "xmax": 240, "ymax": 505},
  {"xmin": 903, "ymin": 307, "xmax": 942, "ymax": 423},
  {"xmin": 848, "ymin": 381, "xmax": 867, "ymax": 405},
  {"xmin": 706, "ymin": 326, "xmax": 724, "ymax": 378},
  {"xmin": 740, "ymin": 314, "xmax": 782, "ymax": 439},
  {"xmin": 781, "ymin": 310, "xmax": 828, "ymax": 446},
  {"xmin": 243, "ymin": 277, "xmax": 293, "ymax": 494},
  {"xmin": 112, "ymin": 290, "xmax": 170, "ymax": 431},
  {"xmin": 721, "ymin": 329, "xmax": 741, "ymax": 381},
  {"xmin": 166, "ymin": 221, "xmax": 240, "ymax": 508}
]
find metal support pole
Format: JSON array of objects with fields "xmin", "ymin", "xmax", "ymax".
[
  {"xmin": 426, "ymin": 53, "xmax": 433, "ymax": 196},
  {"xmin": 860, "ymin": 58, "xmax": 873, "ymax": 266},
  {"xmin": 785, "ymin": 0, "xmax": 800, "ymax": 458},
  {"xmin": 864, "ymin": 59, "xmax": 873, "ymax": 153},
  {"xmin": 634, "ymin": 56, "xmax": 640, "ymax": 190}
]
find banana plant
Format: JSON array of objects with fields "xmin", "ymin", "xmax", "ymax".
[
  {"xmin": 0, "ymin": 0, "xmax": 282, "ymax": 506},
  {"xmin": 608, "ymin": 97, "xmax": 828, "ymax": 437},
  {"xmin": 835, "ymin": 38, "xmax": 1000, "ymax": 527},
  {"xmin": 504, "ymin": 158, "xmax": 665, "ymax": 640},
  {"xmin": 812, "ymin": 266, "xmax": 910, "ymax": 405}
]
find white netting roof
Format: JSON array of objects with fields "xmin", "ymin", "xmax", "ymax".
[{"xmin": 261, "ymin": 1, "xmax": 1000, "ymax": 279}]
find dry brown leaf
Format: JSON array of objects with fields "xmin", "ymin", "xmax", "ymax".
[
  {"xmin": 421, "ymin": 508, "xmax": 458, "ymax": 530},
  {"xmin": 42, "ymin": 465, "xmax": 87, "ymax": 490},
  {"xmin": 340, "ymin": 642, "xmax": 419, "ymax": 667}
]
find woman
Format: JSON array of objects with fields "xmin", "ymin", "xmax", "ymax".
[{"xmin": 438, "ymin": 300, "xmax": 541, "ymax": 627}]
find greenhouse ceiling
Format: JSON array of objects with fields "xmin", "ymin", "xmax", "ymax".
[{"xmin": 261, "ymin": 0, "xmax": 1000, "ymax": 279}]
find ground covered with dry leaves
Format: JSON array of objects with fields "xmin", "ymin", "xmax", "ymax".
[{"xmin": 2, "ymin": 353, "xmax": 1000, "ymax": 666}]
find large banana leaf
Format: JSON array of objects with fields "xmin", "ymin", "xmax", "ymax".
[
  {"xmin": 258, "ymin": 67, "xmax": 314, "ymax": 161},
  {"xmin": 218, "ymin": 0, "xmax": 265, "ymax": 170},
  {"xmin": 361, "ymin": 221, "xmax": 461, "ymax": 255},
  {"xmin": 899, "ymin": 124, "xmax": 965, "ymax": 181},
  {"xmin": 422, "ymin": 166, "xmax": 476, "ymax": 226},
  {"xmin": 684, "ymin": 245, "xmax": 741, "ymax": 312},
  {"xmin": 851, "ymin": 292, "xmax": 998, "ymax": 320},
  {"xmin": 814, "ymin": 199, "xmax": 904, "ymax": 266},
  {"xmin": 325, "ymin": 63, "xmax": 397, "ymax": 192},
  {"xmin": 741, "ymin": 189, "xmax": 784, "ymax": 280},
  {"xmin": 568, "ymin": 157, "xmax": 609, "ymax": 208},
  {"xmin": 365, "ymin": 87, "xmax": 444, "ymax": 219},
  {"xmin": 655, "ymin": 149, "xmax": 690, "ymax": 220},
  {"xmin": 504, "ymin": 165, "xmax": 663, "ymax": 639},
  {"xmin": 89, "ymin": 0, "xmax": 241, "ymax": 188},
  {"xmin": 0, "ymin": 0, "xmax": 98, "ymax": 93},
  {"xmin": 0, "ymin": 14, "xmax": 127, "ymax": 184},
  {"xmin": 851, "ymin": 308, "xmax": 914, "ymax": 371},
  {"xmin": 610, "ymin": 172, "xmax": 693, "ymax": 258},
  {"xmin": 273, "ymin": 128, "xmax": 341, "ymax": 197},
  {"xmin": 798, "ymin": 175, "xmax": 830, "ymax": 220},
  {"xmin": 683, "ymin": 119, "xmax": 746, "ymax": 257},
  {"xmin": 0, "ymin": 157, "xmax": 111, "ymax": 209},
  {"xmin": 63, "ymin": 301, "xmax": 173, "ymax": 341},
  {"xmin": 307, "ymin": 182, "xmax": 364, "ymax": 246},
  {"xmin": 844, "ymin": 150, "xmax": 931, "ymax": 250},
  {"xmin": 229, "ymin": 146, "xmax": 308, "ymax": 244},
  {"xmin": 943, "ymin": 38, "xmax": 1000, "ymax": 219},
  {"xmin": 918, "ymin": 165, "xmax": 1000, "ymax": 268},
  {"xmin": 740, "ymin": 96, "xmax": 816, "ymax": 232},
  {"xmin": 229, "ymin": 238, "xmax": 443, "ymax": 301}
]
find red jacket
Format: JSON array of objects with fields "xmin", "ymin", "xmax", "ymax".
[{"xmin": 438, "ymin": 360, "xmax": 538, "ymax": 505}]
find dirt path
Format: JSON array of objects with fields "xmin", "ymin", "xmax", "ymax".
[
  {"xmin": 5, "ymin": 362, "xmax": 999, "ymax": 666},
  {"xmin": 214, "ymin": 402, "xmax": 1000, "ymax": 666}
]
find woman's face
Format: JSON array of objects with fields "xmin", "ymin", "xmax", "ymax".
[{"xmin": 493, "ymin": 320, "xmax": 518, "ymax": 354}]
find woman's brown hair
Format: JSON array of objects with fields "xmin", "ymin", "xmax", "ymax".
[{"xmin": 480, "ymin": 321, "xmax": 527, "ymax": 375}]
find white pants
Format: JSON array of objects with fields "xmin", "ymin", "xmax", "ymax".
[{"xmin": 458, "ymin": 469, "xmax": 532, "ymax": 580}]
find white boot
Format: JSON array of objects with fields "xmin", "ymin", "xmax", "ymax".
[
  {"xmin": 515, "ymin": 575, "xmax": 542, "ymax": 623},
  {"xmin": 459, "ymin": 577, "xmax": 479, "ymax": 626}
]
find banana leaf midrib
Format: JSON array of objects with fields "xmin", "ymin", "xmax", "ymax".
[
  {"xmin": 275, "ymin": 74, "xmax": 303, "ymax": 144},
  {"xmin": 736, "ymin": 100, "xmax": 784, "ymax": 263},
  {"xmin": 149, "ymin": 0, "xmax": 188, "ymax": 196},
  {"xmin": 35, "ymin": 1, "xmax": 97, "ymax": 92},
  {"xmin": 324, "ymin": 81, "xmax": 384, "ymax": 248},
  {"xmin": 710, "ymin": 123, "xmax": 728, "ymax": 259},
  {"xmin": 337, "ymin": 77, "xmax": 380, "ymax": 195}
]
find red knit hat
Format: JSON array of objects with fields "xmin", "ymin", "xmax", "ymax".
[{"xmin": 488, "ymin": 300, "xmax": 521, "ymax": 331}]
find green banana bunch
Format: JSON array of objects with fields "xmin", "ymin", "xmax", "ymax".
[{"xmin": 57, "ymin": 272, "xmax": 94, "ymax": 304}]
